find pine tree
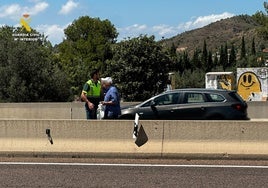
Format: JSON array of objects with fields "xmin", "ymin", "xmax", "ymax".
[
  {"xmin": 201, "ymin": 40, "xmax": 208, "ymax": 71},
  {"xmin": 240, "ymin": 36, "xmax": 246, "ymax": 60},
  {"xmin": 219, "ymin": 44, "xmax": 228, "ymax": 71},
  {"xmin": 229, "ymin": 44, "xmax": 236, "ymax": 67},
  {"xmin": 213, "ymin": 52, "xmax": 219, "ymax": 67},
  {"xmin": 192, "ymin": 48, "xmax": 201, "ymax": 69},
  {"xmin": 251, "ymin": 37, "xmax": 256, "ymax": 55},
  {"xmin": 207, "ymin": 51, "xmax": 213, "ymax": 72}
]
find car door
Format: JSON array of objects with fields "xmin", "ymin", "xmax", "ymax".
[
  {"xmin": 150, "ymin": 92, "xmax": 181, "ymax": 120},
  {"xmin": 178, "ymin": 92, "xmax": 208, "ymax": 119},
  {"xmin": 135, "ymin": 100, "xmax": 158, "ymax": 119}
]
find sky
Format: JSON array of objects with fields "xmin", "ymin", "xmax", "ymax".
[{"xmin": 0, "ymin": 0, "xmax": 266, "ymax": 45}]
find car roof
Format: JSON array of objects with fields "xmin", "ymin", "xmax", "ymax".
[{"xmin": 163, "ymin": 88, "xmax": 235, "ymax": 94}]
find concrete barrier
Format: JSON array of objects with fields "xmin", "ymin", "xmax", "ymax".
[
  {"xmin": 1, "ymin": 119, "xmax": 268, "ymax": 159},
  {"xmin": 0, "ymin": 101, "xmax": 266, "ymax": 120},
  {"xmin": 0, "ymin": 102, "xmax": 140, "ymax": 120},
  {"xmin": 0, "ymin": 103, "xmax": 72, "ymax": 119},
  {"xmin": 162, "ymin": 120, "xmax": 268, "ymax": 159},
  {"xmin": 0, "ymin": 120, "xmax": 163, "ymax": 158},
  {"xmin": 247, "ymin": 101, "xmax": 268, "ymax": 119}
]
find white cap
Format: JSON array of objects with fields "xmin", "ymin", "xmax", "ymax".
[{"xmin": 101, "ymin": 77, "xmax": 113, "ymax": 84}]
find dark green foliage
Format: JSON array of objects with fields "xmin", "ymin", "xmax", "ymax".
[
  {"xmin": 240, "ymin": 36, "xmax": 246, "ymax": 60},
  {"xmin": 251, "ymin": 37, "xmax": 256, "ymax": 55},
  {"xmin": 229, "ymin": 44, "xmax": 236, "ymax": 67},
  {"xmin": 213, "ymin": 53, "xmax": 219, "ymax": 67},
  {"xmin": 207, "ymin": 51, "xmax": 213, "ymax": 72},
  {"xmin": 201, "ymin": 40, "xmax": 208, "ymax": 71},
  {"xmin": 192, "ymin": 49, "xmax": 201, "ymax": 69},
  {"xmin": 105, "ymin": 35, "xmax": 171, "ymax": 101},
  {"xmin": 253, "ymin": 4, "xmax": 268, "ymax": 40},
  {"xmin": 0, "ymin": 26, "xmax": 70, "ymax": 102},
  {"xmin": 176, "ymin": 69, "xmax": 206, "ymax": 89},
  {"xmin": 58, "ymin": 16, "xmax": 118, "ymax": 97}
]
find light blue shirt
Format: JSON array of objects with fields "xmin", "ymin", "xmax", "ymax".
[{"xmin": 104, "ymin": 86, "xmax": 121, "ymax": 118}]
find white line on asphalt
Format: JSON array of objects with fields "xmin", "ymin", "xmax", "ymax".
[{"xmin": 0, "ymin": 162, "xmax": 268, "ymax": 169}]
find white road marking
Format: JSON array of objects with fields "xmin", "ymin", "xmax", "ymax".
[{"xmin": 0, "ymin": 162, "xmax": 268, "ymax": 169}]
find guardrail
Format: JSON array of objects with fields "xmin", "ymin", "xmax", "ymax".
[
  {"xmin": 0, "ymin": 101, "xmax": 267, "ymax": 119},
  {"xmin": 1, "ymin": 119, "xmax": 268, "ymax": 159}
]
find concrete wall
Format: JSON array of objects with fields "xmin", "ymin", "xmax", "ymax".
[
  {"xmin": 0, "ymin": 101, "xmax": 267, "ymax": 120},
  {"xmin": 0, "ymin": 119, "xmax": 268, "ymax": 159},
  {"xmin": 0, "ymin": 103, "xmax": 73, "ymax": 119},
  {"xmin": 247, "ymin": 101, "xmax": 268, "ymax": 119}
]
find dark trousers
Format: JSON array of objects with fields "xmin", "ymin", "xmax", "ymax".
[{"xmin": 85, "ymin": 103, "xmax": 97, "ymax": 119}]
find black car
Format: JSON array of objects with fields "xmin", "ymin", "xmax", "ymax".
[{"xmin": 119, "ymin": 88, "xmax": 249, "ymax": 120}]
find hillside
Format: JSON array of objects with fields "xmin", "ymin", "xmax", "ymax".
[{"xmin": 162, "ymin": 15, "xmax": 265, "ymax": 56}]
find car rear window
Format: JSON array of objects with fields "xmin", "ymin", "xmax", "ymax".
[
  {"xmin": 184, "ymin": 93, "xmax": 205, "ymax": 103},
  {"xmin": 207, "ymin": 93, "xmax": 225, "ymax": 102}
]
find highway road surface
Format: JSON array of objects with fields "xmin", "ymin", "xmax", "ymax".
[{"xmin": 0, "ymin": 157, "xmax": 268, "ymax": 187}]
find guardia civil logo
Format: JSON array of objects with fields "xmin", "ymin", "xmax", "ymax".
[
  {"xmin": 12, "ymin": 14, "xmax": 41, "ymax": 42},
  {"xmin": 20, "ymin": 13, "xmax": 31, "ymax": 32}
]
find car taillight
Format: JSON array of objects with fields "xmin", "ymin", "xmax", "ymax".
[{"xmin": 232, "ymin": 104, "xmax": 245, "ymax": 111}]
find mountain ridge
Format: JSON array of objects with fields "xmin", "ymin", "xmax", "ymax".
[{"xmin": 162, "ymin": 15, "xmax": 265, "ymax": 56}]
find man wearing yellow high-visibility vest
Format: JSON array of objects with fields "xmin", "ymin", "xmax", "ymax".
[{"xmin": 81, "ymin": 69, "xmax": 101, "ymax": 119}]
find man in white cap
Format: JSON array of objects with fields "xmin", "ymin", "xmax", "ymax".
[{"xmin": 101, "ymin": 77, "xmax": 121, "ymax": 119}]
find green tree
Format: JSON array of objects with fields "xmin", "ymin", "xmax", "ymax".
[
  {"xmin": 229, "ymin": 43, "xmax": 236, "ymax": 68},
  {"xmin": 201, "ymin": 40, "xmax": 208, "ymax": 71},
  {"xmin": 168, "ymin": 43, "xmax": 179, "ymax": 71},
  {"xmin": 169, "ymin": 42, "xmax": 177, "ymax": 57},
  {"xmin": 219, "ymin": 44, "xmax": 228, "ymax": 71},
  {"xmin": 105, "ymin": 35, "xmax": 171, "ymax": 101},
  {"xmin": 240, "ymin": 36, "xmax": 246, "ymax": 60},
  {"xmin": 251, "ymin": 37, "xmax": 256, "ymax": 55},
  {"xmin": 0, "ymin": 26, "xmax": 70, "ymax": 102},
  {"xmin": 176, "ymin": 69, "xmax": 205, "ymax": 88},
  {"xmin": 207, "ymin": 51, "xmax": 213, "ymax": 72},
  {"xmin": 192, "ymin": 48, "xmax": 201, "ymax": 69},
  {"xmin": 237, "ymin": 36, "xmax": 248, "ymax": 67},
  {"xmin": 183, "ymin": 51, "xmax": 192, "ymax": 71},
  {"xmin": 253, "ymin": 3, "xmax": 268, "ymax": 39},
  {"xmin": 176, "ymin": 55, "xmax": 185, "ymax": 74},
  {"xmin": 58, "ymin": 16, "xmax": 118, "ymax": 96},
  {"xmin": 213, "ymin": 52, "xmax": 219, "ymax": 68}
]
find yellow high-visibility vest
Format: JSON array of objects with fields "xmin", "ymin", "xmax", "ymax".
[{"xmin": 84, "ymin": 80, "xmax": 101, "ymax": 97}]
